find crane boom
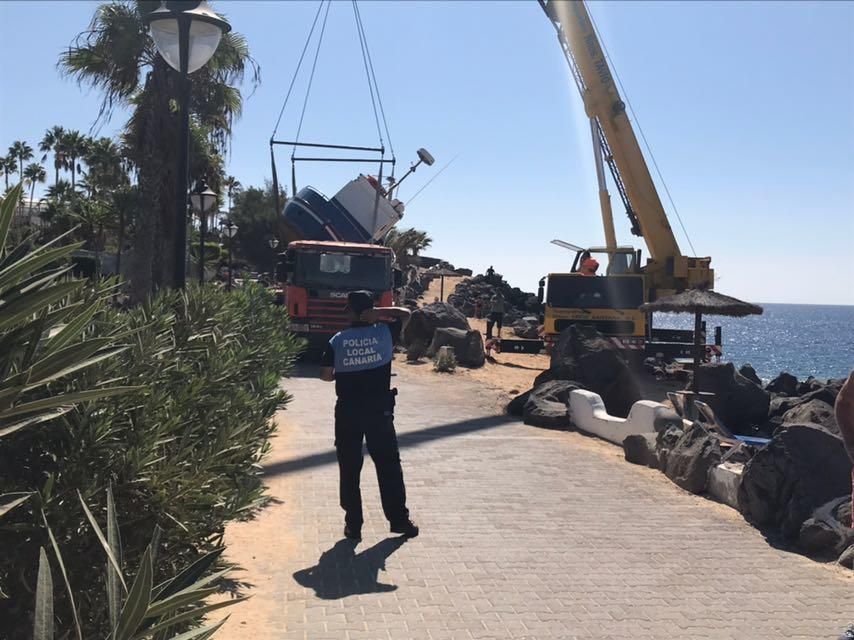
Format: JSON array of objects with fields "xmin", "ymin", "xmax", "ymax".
[{"xmin": 540, "ymin": 0, "xmax": 713, "ymax": 294}]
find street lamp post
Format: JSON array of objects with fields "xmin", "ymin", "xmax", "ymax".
[
  {"xmin": 190, "ymin": 178, "xmax": 217, "ymax": 283},
  {"xmin": 222, "ymin": 219, "xmax": 238, "ymax": 291},
  {"xmin": 144, "ymin": 1, "xmax": 231, "ymax": 289},
  {"xmin": 268, "ymin": 237, "xmax": 279, "ymax": 281}
]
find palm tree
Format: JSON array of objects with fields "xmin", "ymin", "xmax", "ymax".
[
  {"xmin": 384, "ymin": 227, "xmax": 433, "ymax": 267},
  {"xmin": 8, "ymin": 141, "xmax": 33, "ymax": 185},
  {"xmin": 58, "ymin": 130, "xmax": 89, "ymax": 189},
  {"xmin": 0, "ymin": 155, "xmax": 15, "ymax": 192},
  {"xmin": 39, "ymin": 125, "xmax": 66, "ymax": 185},
  {"xmin": 40, "ymin": 179, "xmax": 78, "ymax": 233},
  {"xmin": 61, "ymin": 0, "xmax": 259, "ymax": 299},
  {"xmin": 82, "ymin": 136, "xmax": 125, "ymax": 197},
  {"xmin": 224, "ymin": 175, "xmax": 241, "ymax": 211},
  {"xmin": 223, "ymin": 174, "xmax": 241, "ymax": 228},
  {"xmin": 23, "ymin": 163, "xmax": 47, "ymax": 209}
]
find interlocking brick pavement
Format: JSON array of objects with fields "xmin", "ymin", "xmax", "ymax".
[{"xmin": 219, "ymin": 362, "xmax": 853, "ymax": 639}]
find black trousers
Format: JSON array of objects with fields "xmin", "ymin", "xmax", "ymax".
[
  {"xmin": 334, "ymin": 392, "xmax": 409, "ymax": 527},
  {"xmin": 486, "ymin": 312, "xmax": 504, "ymax": 339}
]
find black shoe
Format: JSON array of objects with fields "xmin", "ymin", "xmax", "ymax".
[
  {"xmin": 390, "ymin": 519, "xmax": 419, "ymax": 538},
  {"xmin": 344, "ymin": 523, "xmax": 362, "ymax": 541}
]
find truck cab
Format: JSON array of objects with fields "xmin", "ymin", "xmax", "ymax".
[{"xmin": 277, "ymin": 240, "xmax": 395, "ymax": 348}]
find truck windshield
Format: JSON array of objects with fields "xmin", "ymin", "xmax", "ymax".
[
  {"xmin": 294, "ymin": 251, "xmax": 391, "ymax": 290},
  {"xmin": 547, "ymin": 275, "xmax": 644, "ymax": 309}
]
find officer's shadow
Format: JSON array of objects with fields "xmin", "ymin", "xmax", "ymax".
[{"xmin": 292, "ymin": 537, "xmax": 407, "ymax": 599}]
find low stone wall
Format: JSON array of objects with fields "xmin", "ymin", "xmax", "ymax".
[{"xmin": 569, "ymin": 390, "xmax": 674, "ymax": 445}]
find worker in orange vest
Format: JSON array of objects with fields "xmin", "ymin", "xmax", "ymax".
[{"xmin": 579, "ymin": 251, "xmax": 599, "ymax": 277}]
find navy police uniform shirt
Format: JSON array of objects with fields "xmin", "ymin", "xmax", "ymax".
[{"xmin": 321, "ymin": 319, "xmax": 402, "ymax": 401}]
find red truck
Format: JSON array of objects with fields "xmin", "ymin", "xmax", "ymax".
[{"xmin": 277, "ymin": 240, "xmax": 397, "ymax": 349}]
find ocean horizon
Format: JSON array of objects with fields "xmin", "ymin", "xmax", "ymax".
[{"xmin": 652, "ymin": 302, "xmax": 854, "ymax": 381}]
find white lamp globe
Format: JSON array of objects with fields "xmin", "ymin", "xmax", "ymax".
[{"xmin": 147, "ymin": 2, "xmax": 231, "ymax": 74}]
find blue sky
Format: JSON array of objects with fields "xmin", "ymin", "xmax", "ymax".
[{"xmin": 1, "ymin": 1, "xmax": 852, "ymax": 305}]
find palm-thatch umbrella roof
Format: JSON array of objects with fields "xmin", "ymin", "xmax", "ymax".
[
  {"xmin": 640, "ymin": 289, "xmax": 763, "ymax": 317},
  {"xmin": 640, "ymin": 289, "xmax": 763, "ymax": 402},
  {"xmin": 426, "ymin": 267, "xmax": 462, "ymax": 302}
]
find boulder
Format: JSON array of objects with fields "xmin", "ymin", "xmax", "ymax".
[
  {"xmin": 766, "ymin": 372, "xmax": 799, "ymax": 397},
  {"xmin": 403, "ymin": 302, "xmax": 470, "ymax": 346},
  {"xmin": 797, "ymin": 376, "xmax": 823, "ymax": 396},
  {"xmin": 427, "ymin": 327, "xmax": 485, "ymax": 368},
  {"xmin": 655, "ymin": 425, "xmax": 684, "ymax": 470},
  {"xmin": 536, "ymin": 325, "xmax": 641, "ymax": 418},
  {"xmin": 623, "ymin": 433, "xmax": 660, "ymax": 469},
  {"xmin": 720, "ymin": 440, "xmax": 758, "ymax": 465},
  {"xmin": 522, "ymin": 380, "xmax": 581, "ymax": 429},
  {"xmin": 686, "ymin": 363, "xmax": 770, "ymax": 434},
  {"xmin": 768, "ymin": 395, "xmax": 798, "ymax": 419},
  {"xmin": 664, "ymin": 424, "xmax": 723, "ymax": 494},
  {"xmin": 507, "ymin": 389, "xmax": 531, "ymax": 417},
  {"xmin": 512, "ymin": 316, "xmax": 541, "ymax": 339},
  {"xmin": 737, "ymin": 423, "xmax": 853, "ymax": 538},
  {"xmin": 798, "ymin": 495, "xmax": 854, "ymax": 556},
  {"xmin": 405, "ymin": 338, "xmax": 429, "ymax": 362},
  {"xmin": 802, "ymin": 379, "xmax": 844, "ymax": 406},
  {"xmin": 739, "ymin": 364, "xmax": 762, "ymax": 387},
  {"xmin": 782, "ymin": 399, "xmax": 839, "ymax": 434},
  {"xmin": 839, "ymin": 544, "xmax": 854, "ymax": 570}
]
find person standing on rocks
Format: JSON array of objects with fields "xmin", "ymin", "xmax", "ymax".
[
  {"xmin": 834, "ymin": 370, "xmax": 854, "ymax": 527},
  {"xmin": 486, "ymin": 290, "xmax": 507, "ymax": 340},
  {"xmin": 319, "ymin": 290, "xmax": 419, "ymax": 541}
]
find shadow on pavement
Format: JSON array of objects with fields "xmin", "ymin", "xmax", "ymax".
[
  {"xmin": 292, "ymin": 537, "xmax": 407, "ymax": 599},
  {"xmin": 263, "ymin": 414, "xmax": 517, "ymax": 478}
]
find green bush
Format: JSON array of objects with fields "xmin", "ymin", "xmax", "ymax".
[
  {"xmin": 0, "ymin": 234, "xmax": 302, "ymax": 635},
  {"xmin": 433, "ymin": 346, "xmax": 457, "ymax": 373}
]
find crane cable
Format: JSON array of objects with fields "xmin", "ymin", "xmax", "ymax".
[
  {"xmin": 352, "ymin": 0, "xmax": 395, "ymax": 162},
  {"xmin": 587, "ymin": 7, "xmax": 699, "ymax": 257},
  {"xmin": 271, "ymin": 0, "xmax": 326, "ymax": 141},
  {"xmin": 292, "ymin": 0, "xmax": 332, "ymax": 153}
]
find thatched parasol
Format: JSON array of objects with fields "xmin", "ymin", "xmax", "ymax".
[
  {"xmin": 428, "ymin": 267, "xmax": 461, "ymax": 302},
  {"xmin": 640, "ymin": 289, "xmax": 763, "ymax": 396}
]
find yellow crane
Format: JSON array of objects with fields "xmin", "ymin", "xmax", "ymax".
[{"xmin": 534, "ymin": 0, "xmax": 718, "ymax": 359}]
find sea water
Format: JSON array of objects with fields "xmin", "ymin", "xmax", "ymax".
[{"xmin": 652, "ymin": 303, "xmax": 854, "ymax": 381}]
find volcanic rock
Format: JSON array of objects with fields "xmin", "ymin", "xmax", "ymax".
[
  {"xmin": 447, "ymin": 271, "xmax": 542, "ymax": 320},
  {"xmin": 403, "ymin": 302, "xmax": 470, "ymax": 346},
  {"xmin": 686, "ymin": 363, "xmax": 770, "ymax": 434},
  {"xmin": 766, "ymin": 372, "xmax": 799, "ymax": 397},
  {"xmin": 623, "ymin": 433, "xmax": 660, "ymax": 469},
  {"xmin": 655, "ymin": 425, "xmax": 684, "ymax": 470},
  {"xmin": 513, "ymin": 316, "xmax": 541, "ymax": 339},
  {"xmin": 798, "ymin": 495, "xmax": 854, "ymax": 556},
  {"xmin": 737, "ymin": 423, "xmax": 853, "ymax": 538},
  {"xmin": 739, "ymin": 364, "xmax": 762, "ymax": 387},
  {"xmin": 507, "ymin": 389, "xmax": 531, "ymax": 417},
  {"xmin": 522, "ymin": 380, "xmax": 581, "ymax": 429},
  {"xmin": 664, "ymin": 424, "xmax": 723, "ymax": 494},
  {"xmin": 536, "ymin": 325, "xmax": 641, "ymax": 418},
  {"xmin": 427, "ymin": 327, "xmax": 485, "ymax": 368},
  {"xmin": 782, "ymin": 399, "xmax": 839, "ymax": 434}
]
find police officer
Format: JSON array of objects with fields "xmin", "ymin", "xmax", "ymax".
[{"xmin": 320, "ymin": 291, "xmax": 419, "ymax": 541}]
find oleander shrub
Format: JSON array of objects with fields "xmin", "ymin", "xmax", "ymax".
[
  {"xmin": 0, "ymin": 184, "xmax": 303, "ymax": 636},
  {"xmin": 433, "ymin": 346, "xmax": 457, "ymax": 373}
]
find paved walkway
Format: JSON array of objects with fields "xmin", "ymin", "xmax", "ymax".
[{"xmin": 220, "ymin": 362, "xmax": 852, "ymax": 640}]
